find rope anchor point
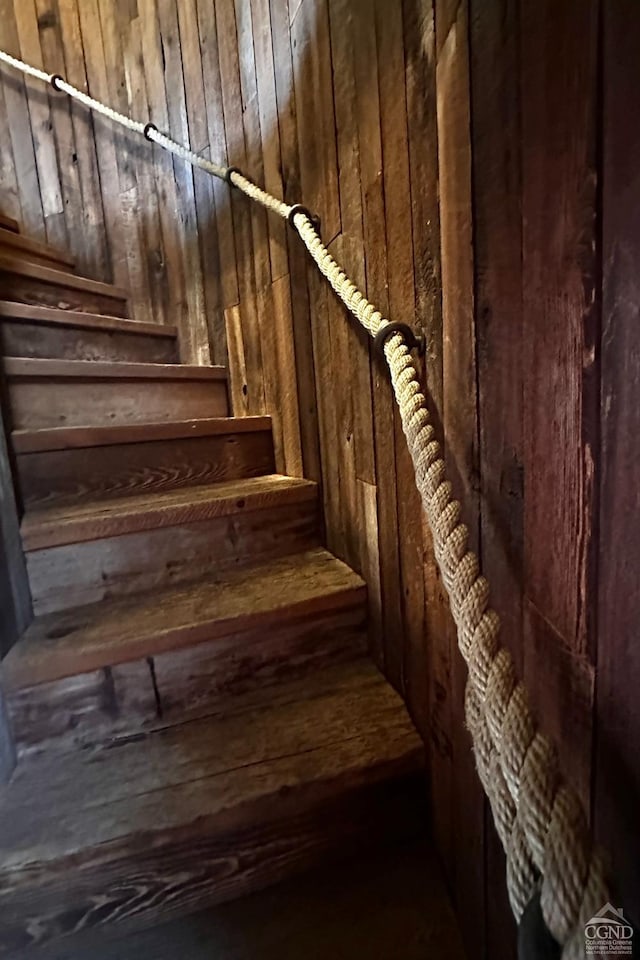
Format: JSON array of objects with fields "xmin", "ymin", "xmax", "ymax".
[{"xmin": 374, "ymin": 321, "xmax": 426, "ymax": 358}]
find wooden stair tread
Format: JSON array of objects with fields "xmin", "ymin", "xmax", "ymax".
[
  {"xmin": 0, "ymin": 213, "xmax": 19, "ymax": 233},
  {"xmin": 0, "ymin": 254, "xmax": 128, "ymax": 300},
  {"xmin": 2, "ymin": 548, "xmax": 366, "ymax": 689},
  {"xmin": 0, "ymin": 660, "xmax": 422, "ymax": 871},
  {"xmin": 0, "ymin": 228, "xmax": 75, "ymax": 269},
  {"xmin": 21, "ymin": 475, "xmax": 317, "ymax": 550},
  {"xmin": 0, "ymin": 301, "xmax": 177, "ymax": 338},
  {"xmin": 12, "ymin": 416, "xmax": 272, "ymax": 453},
  {"xmin": 3, "ymin": 357, "xmax": 226, "ymax": 381}
]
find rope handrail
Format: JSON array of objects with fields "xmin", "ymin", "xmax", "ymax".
[{"xmin": 0, "ymin": 48, "xmax": 609, "ymax": 958}]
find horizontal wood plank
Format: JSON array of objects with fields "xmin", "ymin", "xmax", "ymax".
[
  {"xmin": 12, "ymin": 416, "xmax": 272, "ymax": 452},
  {"xmin": 0, "ymin": 255, "xmax": 129, "ymax": 317},
  {"xmin": 0, "ymin": 301, "xmax": 178, "ymax": 337},
  {"xmin": 15, "ymin": 424, "xmax": 276, "ymax": 511},
  {"xmin": 21, "ymin": 475, "xmax": 317, "ymax": 550},
  {"xmin": 26, "ymin": 498, "xmax": 321, "ymax": 615},
  {"xmin": 2, "ymin": 548, "xmax": 366, "ymax": 689},
  {"xmin": 0, "ymin": 227, "xmax": 74, "ymax": 271},
  {"xmin": 3, "ymin": 358, "xmax": 224, "ymax": 380}
]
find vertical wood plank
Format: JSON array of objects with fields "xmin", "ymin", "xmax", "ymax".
[
  {"xmin": 0, "ymin": 72, "xmax": 21, "ymax": 222},
  {"xmin": 97, "ymin": 0, "xmax": 153, "ymax": 326},
  {"xmin": 375, "ymin": 0, "xmax": 424, "ymax": 725},
  {"xmin": 33, "ymin": 0, "xmax": 96, "ymax": 274},
  {"xmin": 216, "ymin": 0, "xmax": 266, "ymax": 412},
  {"xmin": 469, "ymin": 0, "xmax": 522, "ymax": 952},
  {"xmin": 56, "ymin": 0, "xmax": 111, "ymax": 281},
  {"xmin": 270, "ymin": 0, "xmax": 320, "ymax": 484},
  {"xmin": 402, "ymin": 2, "xmax": 453, "ymax": 878},
  {"xmin": 12, "ymin": 0, "xmax": 67, "ymax": 248},
  {"xmin": 0, "ymin": 0, "xmax": 46, "ymax": 236},
  {"xmin": 249, "ymin": 0, "xmax": 288, "ymax": 281},
  {"xmin": 155, "ymin": 0, "xmax": 210, "ymax": 363},
  {"xmin": 177, "ymin": 0, "xmax": 225, "ymax": 360},
  {"xmin": 196, "ymin": 0, "xmax": 240, "ymax": 312},
  {"xmin": 596, "ymin": 0, "xmax": 640, "ymax": 928},
  {"xmin": 122, "ymin": 15, "xmax": 170, "ymax": 326},
  {"xmin": 76, "ymin": 0, "xmax": 130, "ymax": 291},
  {"xmin": 291, "ymin": 0, "xmax": 340, "ymax": 244},
  {"xmin": 520, "ymin": 0, "xmax": 599, "ymax": 656},
  {"xmin": 520, "ymin": 0, "xmax": 599, "ymax": 815},
  {"xmin": 435, "ymin": 4, "xmax": 485, "ymax": 954}
]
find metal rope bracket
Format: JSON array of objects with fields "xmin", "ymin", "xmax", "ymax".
[
  {"xmin": 224, "ymin": 165, "xmax": 243, "ymax": 186},
  {"xmin": 287, "ymin": 204, "xmax": 322, "ymax": 239},
  {"xmin": 374, "ymin": 321, "xmax": 425, "ymax": 358}
]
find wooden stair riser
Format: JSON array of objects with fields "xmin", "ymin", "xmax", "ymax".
[
  {"xmin": 16, "ymin": 429, "xmax": 276, "ymax": 511},
  {"xmin": 0, "ymin": 771, "xmax": 423, "ymax": 956},
  {"xmin": 26, "ymin": 500, "xmax": 321, "ymax": 615},
  {"xmin": 0, "ymin": 261, "xmax": 128, "ymax": 316},
  {"xmin": 0, "ymin": 229, "xmax": 74, "ymax": 272},
  {"xmin": 0, "ymin": 317, "xmax": 178, "ymax": 364},
  {"xmin": 8, "ymin": 606, "xmax": 368, "ymax": 755},
  {"xmin": 6, "ymin": 374, "xmax": 228, "ymax": 430}
]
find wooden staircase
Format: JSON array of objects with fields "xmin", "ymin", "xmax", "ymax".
[{"xmin": 0, "ymin": 224, "xmax": 424, "ymax": 954}]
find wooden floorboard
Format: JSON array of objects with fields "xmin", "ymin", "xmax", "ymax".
[
  {"xmin": 0, "ymin": 661, "xmax": 426, "ymax": 954},
  {"xmin": 8, "ymin": 840, "xmax": 465, "ymax": 960}
]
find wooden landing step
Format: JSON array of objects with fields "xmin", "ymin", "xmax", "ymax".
[
  {"xmin": 0, "ymin": 255, "xmax": 129, "ymax": 316},
  {"xmin": 0, "ymin": 661, "xmax": 424, "ymax": 954},
  {"xmin": 10, "ymin": 842, "xmax": 466, "ymax": 960},
  {"xmin": 0, "ymin": 301, "xmax": 178, "ymax": 363},
  {"xmin": 3, "ymin": 358, "xmax": 228, "ymax": 429}
]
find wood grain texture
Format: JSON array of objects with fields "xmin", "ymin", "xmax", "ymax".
[
  {"xmin": 435, "ymin": 6, "xmax": 485, "ymax": 953},
  {"xmin": 26, "ymin": 497, "xmax": 320, "ymax": 615},
  {"xmin": 5, "ymin": 842, "xmax": 465, "ymax": 960},
  {"xmin": 2, "ymin": 548, "xmax": 365, "ymax": 689},
  {"xmin": 0, "ymin": 256, "xmax": 129, "ymax": 316},
  {"xmin": 0, "ymin": 661, "xmax": 423, "ymax": 954},
  {"xmin": 469, "ymin": 0, "xmax": 522, "ymax": 952},
  {"xmin": 3, "ymin": 0, "xmax": 636, "ymax": 944},
  {"xmin": 4, "ymin": 359, "xmax": 229, "ymax": 429},
  {"xmin": 520, "ymin": 0, "xmax": 599, "ymax": 655},
  {"xmin": 21, "ymin": 474, "xmax": 316, "ymax": 550},
  {"xmin": 0, "ymin": 397, "xmax": 31, "ymax": 659},
  {"xmin": 7, "ymin": 605, "xmax": 367, "ymax": 754},
  {"xmin": 7, "ymin": 660, "xmax": 158, "ymax": 758},
  {"xmin": 15, "ymin": 421, "xmax": 275, "ymax": 510},
  {"xmin": 595, "ymin": 0, "xmax": 640, "ymax": 927},
  {"xmin": 0, "ymin": 319, "xmax": 178, "ymax": 363},
  {"xmin": 0, "ymin": 228, "xmax": 74, "ymax": 271},
  {"xmin": 0, "ymin": 302, "xmax": 176, "ymax": 336}
]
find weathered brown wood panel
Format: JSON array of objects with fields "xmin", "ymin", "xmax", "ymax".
[
  {"xmin": 2, "ymin": 0, "xmax": 639, "ymax": 950},
  {"xmin": 596, "ymin": 0, "xmax": 640, "ymax": 930},
  {"xmin": 469, "ymin": 0, "xmax": 522, "ymax": 953}
]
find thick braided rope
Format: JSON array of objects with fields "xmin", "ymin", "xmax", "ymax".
[
  {"xmin": 0, "ymin": 49, "xmax": 609, "ymax": 954},
  {"xmin": 291, "ymin": 217, "xmax": 609, "ymax": 953}
]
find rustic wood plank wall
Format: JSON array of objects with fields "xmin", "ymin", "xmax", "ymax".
[{"xmin": 1, "ymin": 0, "xmax": 639, "ymax": 952}]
